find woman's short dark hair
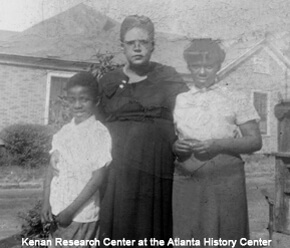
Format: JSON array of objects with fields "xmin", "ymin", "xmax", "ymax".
[
  {"xmin": 120, "ymin": 15, "xmax": 155, "ymax": 42},
  {"xmin": 183, "ymin": 39, "xmax": 225, "ymax": 66}
]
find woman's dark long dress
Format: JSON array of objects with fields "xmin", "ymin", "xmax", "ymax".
[{"xmin": 99, "ymin": 62, "xmax": 188, "ymax": 245}]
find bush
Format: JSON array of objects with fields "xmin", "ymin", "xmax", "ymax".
[
  {"xmin": 18, "ymin": 200, "xmax": 57, "ymax": 248},
  {"xmin": 0, "ymin": 123, "xmax": 54, "ymax": 168},
  {"xmin": 88, "ymin": 52, "xmax": 123, "ymax": 82},
  {"xmin": 18, "ymin": 200, "xmax": 48, "ymax": 240}
]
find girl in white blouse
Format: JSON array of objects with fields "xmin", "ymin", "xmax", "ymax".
[{"xmin": 172, "ymin": 39, "xmax": 262, "ymax": 248}]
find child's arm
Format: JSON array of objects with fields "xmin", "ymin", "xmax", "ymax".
[
  {"xmin": 56, "ymin": 165, "xmax": 109, "ymax": 227},
  {"xmin": 41, "ymin": 150, "xmax": 60, "ymax": 223},
  {"xmin": 41, "ymin": 160, "xmax": 55, "ymax": 223}
]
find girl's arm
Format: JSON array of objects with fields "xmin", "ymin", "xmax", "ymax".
[
  {"xmin": 41, "ymin": 161, "xmax": 54, "ymax": 223},
  {"xmin": 56, "ymin": 165, "xmax": 108, "ymax": 227},
  {"xmin": 191, "ymin": 120, "xmax": 262, "ymax": 156},
  {"xmin": 41, "ymin": 150, "xmax": 60, "ymax": 223}
]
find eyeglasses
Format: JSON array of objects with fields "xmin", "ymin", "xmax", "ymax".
[{"xmin": 122, "ymin": 39, "xmax": 153, "ymax": 48}]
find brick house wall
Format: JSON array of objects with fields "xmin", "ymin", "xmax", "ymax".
[{"xmin": 0, "ymin": 65, "xmax": 47, "ymax": 130}]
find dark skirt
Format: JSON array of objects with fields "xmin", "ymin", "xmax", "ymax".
[
  {"xmin": 100, "ymin": 120, "xmax": 176, "ymax": 247},
  {"xmin": 173, "ymin": 154, "xmax": 249, "ymax": 248}
]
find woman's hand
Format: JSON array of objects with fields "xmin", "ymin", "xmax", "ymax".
[
  {"xmin": 190, "ymin": 139, "xmax": 220, "ymax": 160},
  {"xmin": 41, "ymin": 201, "xmax": 53, "ymax": 224},
  {"xmin": 55, "ymin": 209, "xmax": 74, "ymax": 228},
  {"xmin": 173, "ymin": 139, "xmax": 199, "ymax": 162},
  {"xmin": 191, "ymin": 140, "xmax": 219, "ymax": 155}
]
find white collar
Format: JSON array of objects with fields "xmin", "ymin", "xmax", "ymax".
[
  {"xmin": 123, "ymin": 64, "xmax": 148, "ymax": 84},
  {"xmin": 71, "ymin": 115, "xmax": 96, "ymax": 128},
  {"xmin": 188, "ymin": 84, "xmax": 221, "ymax": 95}
]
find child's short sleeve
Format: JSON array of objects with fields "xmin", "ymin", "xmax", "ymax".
[
  {"xmin": 97, "ymin": 129, "xmax": 112, "ymax": 168},
  {"xmin": 50, "ymin": 133, "xmax": 60, "ymax": 154},
  {"xmin": 173, "ymin": 92, "xmax": 189, "ymax": 135},
  {"xmin": 89, "ymin": 122, "xmax": 112, "ymax": 171},
  {"xmin": 234, "ymin": 93, "xmax": 261, "ymax": 125},
  {"xmin": 49, "ymin": 124, "xmax": 69, "ymax": 154}
]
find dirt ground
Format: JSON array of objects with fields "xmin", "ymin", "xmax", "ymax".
[{"xmin": 0, "ymin": 163, "xmax": 290, "ymax": 247}]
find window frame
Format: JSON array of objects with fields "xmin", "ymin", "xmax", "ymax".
[
  {"xmin": 251, "ymin": 90, "xmax": 271, "ymax": 136},
  {"xmin": 45, "ymin": 71, "xmax": 76, "ymax": 124}
]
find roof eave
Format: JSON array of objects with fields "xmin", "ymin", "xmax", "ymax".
[
  {"xmin": 217, "ymin": 39, "xmax": 266, "ymax": 80},
  {"xmin": 0, "ymin": 53, "xmax": 99, "ymax": 72}
]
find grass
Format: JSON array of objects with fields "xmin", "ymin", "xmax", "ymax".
[{"xmin": 0, "ymin": 165, "xmax": 46, "ymax": 185}]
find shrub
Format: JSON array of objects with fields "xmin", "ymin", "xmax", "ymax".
[
  {"xmin": 18, "ymin": 200, "xmax": 48, "ymax": 240},
  {"xmin": 0, "ymin": 123, "xmax": 54, "ymax": 168},
  {"xmin": 88, "ymin": 52, "xmax": 123, "ymax": 82},
  {"xmin": 18, "ymin": 200, "xmax": 57, "ymax": 248}
]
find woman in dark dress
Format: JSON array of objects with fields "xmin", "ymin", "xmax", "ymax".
[{"xmin": 99, "ymin": 15, "xmax": 188, "ymax": 244}]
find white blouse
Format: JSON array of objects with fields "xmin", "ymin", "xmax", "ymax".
[
  {"xmin": 50, "ymin": 116, "xmax": 112, "ymax": 223},
  {"xmin": 174, "ymin": 85, "xmax": 260, "ymax": 141}
]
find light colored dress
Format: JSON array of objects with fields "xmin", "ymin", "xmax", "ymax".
[
  {"xmin": 173, "ymin": 85, "xmax": 260, "ymax": 248},
  {"xmin": 49, "ymin": 115, "xmax": 112, "ymax": 248}
]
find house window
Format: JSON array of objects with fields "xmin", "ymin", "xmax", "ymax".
[
  {"xmin": 253, "ymin": 91, "xmax": 269, "ymax": 135},
  {"xmin": 50, "ymin": 76, "xmax": 69, "ymax": 101},
  {"xmin": 45, "ymin": 72, "xmax": 75, "ymax": 125}
]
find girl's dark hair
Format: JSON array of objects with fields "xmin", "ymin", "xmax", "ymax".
[
  {"xmin": 183, "ymin": 38, "xmax": 225, "ymax": 66},
  {"xmin": 66, "ymin": 72, "xmax": 99, "ymax": 101}
]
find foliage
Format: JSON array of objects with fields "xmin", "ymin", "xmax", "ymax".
[
  {"xmin": 0, "ymin": 123, "xmax": 54, "ymax": 168},
  {"xmin": 18, "ymin": 201, "xmax": 48, "ymax": 240},
  {"xmin": 18, "ymin": 200, "xmax": 57, "ymax": 248},
  {"xmin": 88, "ymin": 52, "xmax": 123, "ymax": 82}
]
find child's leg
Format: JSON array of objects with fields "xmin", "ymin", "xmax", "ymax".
[{"xmin": 49, "ymin": 221, "xmax": 100, "ymax": 248}]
